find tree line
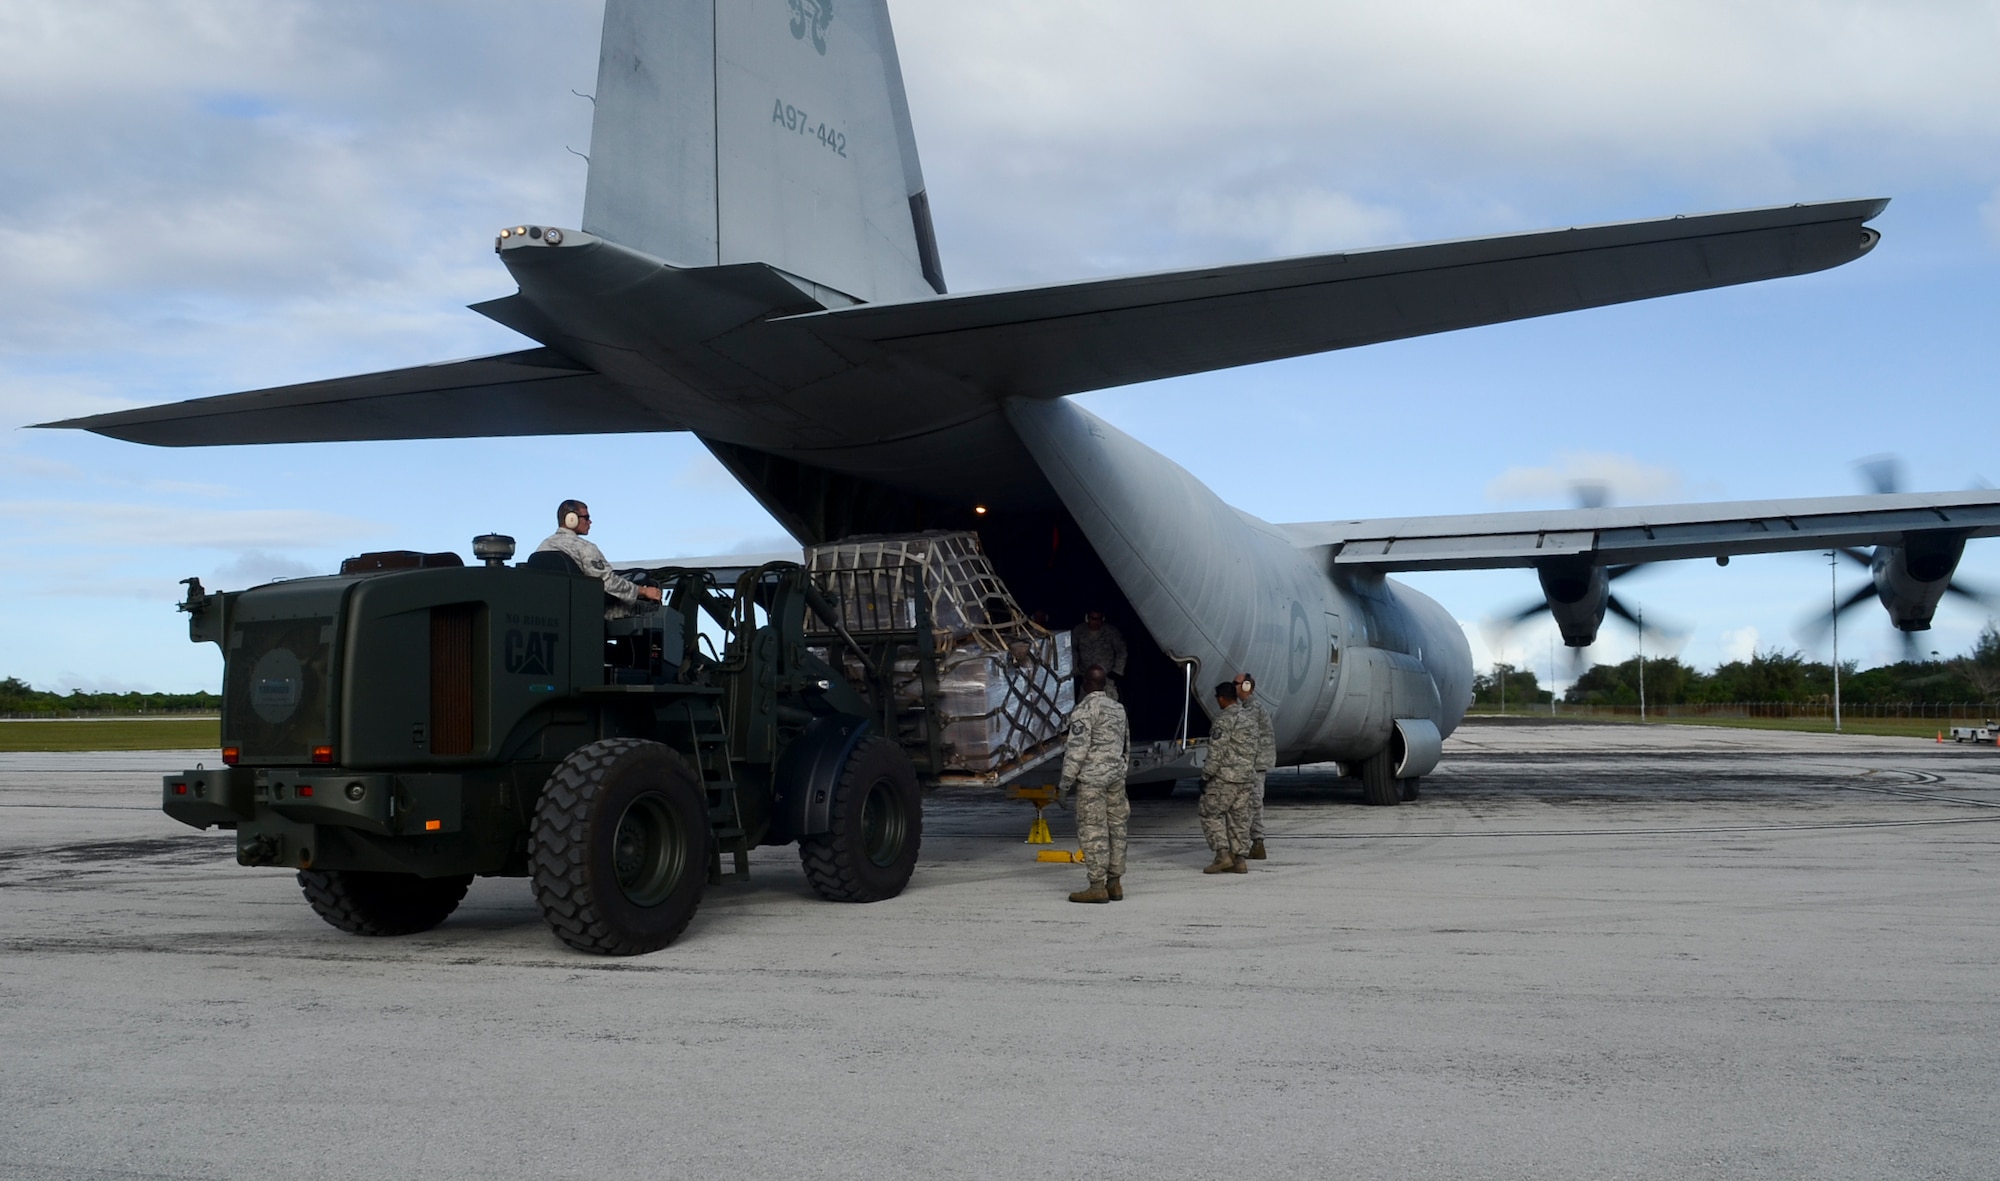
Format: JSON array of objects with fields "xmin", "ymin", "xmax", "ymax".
[
  {"xmin": 0, "ymin": 677, "xmax": 220, "ymax": 717},
  {"xmin": 15, "ymin": 622, "xmax": 1999, "ymax": 715},
  {"xmin": 1476, "ymin": 624, "xmax": 2000, "ymax": 707}
]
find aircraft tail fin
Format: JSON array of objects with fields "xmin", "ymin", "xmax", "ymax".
[{"xmin": 583, "ymin": 0, "xmax": 945, "ymax": 304}]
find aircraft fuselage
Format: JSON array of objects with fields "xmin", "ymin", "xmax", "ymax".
[{"xmin": 484, "ymin": 230, "xmax": 1474, "ymax": 765}]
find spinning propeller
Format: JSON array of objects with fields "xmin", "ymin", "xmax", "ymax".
[
  {"xmin": 1798, "ymin": 545, "xmax": 1996, "ymax": 663},
  {"xmin": 1486, "ymin": 479, "xmax": 1685, "ymax": 659},
  {"xmin": 1796, "ymin": 456, "xmax": 1998, "ymax": 662},
  {"xmin": 1497, "ymin": 560, "xmax": 1657, "ymax": 636}
]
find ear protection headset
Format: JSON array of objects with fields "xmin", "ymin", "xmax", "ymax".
[{"xmin": 563, "ymin": 509, "xmax": 580, "ymax": 530}]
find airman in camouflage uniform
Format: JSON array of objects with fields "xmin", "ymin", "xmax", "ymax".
[
  {"xmin": 1061, "ymin": 664, "xmax": 1131, "ymax": 904},
  {"xmin": 534, "ymin": 499, "xmax": 663, "ymax": 619},
  {"xmin": 1200, "ymin": 680, "xmax": 1259, "ymax": 873},
  {"xmin": 1070, "ymin": 611, "xmax": 1128, "ymax": 701},
  {"xmin": 1236, "ymin": 673, "xmax": 1277, "ymax": 860}
]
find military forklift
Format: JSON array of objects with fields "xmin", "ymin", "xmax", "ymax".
[{"xmin": 162, "ymin": 534, "xmax": 952, "ymax": 955}]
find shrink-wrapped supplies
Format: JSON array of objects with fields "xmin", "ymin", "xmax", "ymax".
[
  {"xmin": 805, "ymin": 532, "xmax": 1070, "ymax": 778},
  {"xmin": 934, "ymin": 633, "xmax": 1072, "ymax": 769}
]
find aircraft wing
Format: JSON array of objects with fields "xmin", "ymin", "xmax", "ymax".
[
  {"xmin": 1278, "ymin": 491, "xmax": 2000, "ymax": 572},
  {"xmin": 38, "ymin": 348, "xmax": 684, "ymax": 446},
  {"xmin": 798, "ymin": 199, "xmax": 1886, "ymax": 400}
]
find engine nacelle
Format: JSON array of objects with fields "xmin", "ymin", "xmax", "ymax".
[
  {"xmin": 1870, "ymin": 533, "xmax": 1966, "ymax": 632},
  {"xmin": 1536, "ymin": 556, "xmax": 1611, "ymax": 647}
]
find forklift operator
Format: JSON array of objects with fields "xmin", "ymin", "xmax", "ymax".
[{"xmin": 534, "ymin": 499, "xmax": 663, "ymax": 618}]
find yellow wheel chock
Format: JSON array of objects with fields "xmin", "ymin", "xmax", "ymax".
[{"xmin": 1007, "ymin": 784, "xmax": 1083, "ymax": 862}]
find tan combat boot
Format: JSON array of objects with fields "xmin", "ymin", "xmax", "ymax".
[
  {"xmin": 1106, "ymin": 875, "xmax": 1124, "ymax": 901},
  {"xmin": 1248, "ymin": 839, "xmax": 1267, "ymax": 860},
  {"xmin": 1230, "ymin": 856, "xmax": 1249, "ymax": 873},
  {"xmin": 1202, "ymin": 853, "xmax": 1235, "ymax": 874},
  {"xmin": 1069, "ymin": 883, "xmax": 1111, "ymax": 904}
]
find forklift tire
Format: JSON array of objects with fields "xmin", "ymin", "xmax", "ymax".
[
  {"xmin": 799, "ymin": 736, "xmax": 922, "ymax": 903},
  {"xmin": 529, "ymin": 738, "xmax": 710, "ymax": 955},
  {"xmin": 1359, "ymin": 747, "xmax": 1401, "ymax": 807},
  {"xmin": 296, "ymin": 869, "xmax": 472, "ymax": 936}
]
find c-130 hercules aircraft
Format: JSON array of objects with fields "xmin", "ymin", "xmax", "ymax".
[{"xmin": 50, "ymin": 0, "xmax": 2000, "ymax": 803}]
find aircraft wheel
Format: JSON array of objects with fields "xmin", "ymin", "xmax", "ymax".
[
  {"xmin": 297, "ymin": 869, "xmax": 471, "ymax": 936},
  {"xmin": 1359, "ymin": 747, "xmax": 1401, "ymax": 806},
  {"xmin": 1125, "ymin": 781, "xmax": 1176, "ymax": 801},
  {"xmin": 530, "ymin": 738, "xmax": 710, "ymax": 955},
  {"xmin": 799, "ymin": 736, "xmax": 922, "ymax": 903}
]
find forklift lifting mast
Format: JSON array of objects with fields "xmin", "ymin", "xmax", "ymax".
[{"xmin": 161, "ymin": 541, "xmax": 951, "ymax": 955}]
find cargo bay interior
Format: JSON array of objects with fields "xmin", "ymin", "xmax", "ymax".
[{"xmin": 705, "ymin": 441, "xmax": 1212, "ymax": 747}]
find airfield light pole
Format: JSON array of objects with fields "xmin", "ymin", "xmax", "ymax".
[
  {"xmin": 1828, "ymin": 551, "xmax": 1842, "ymax": 734},
  {"xmin": 1637, "ymin": 606, "xmax": 1647, "ymax": 722}
]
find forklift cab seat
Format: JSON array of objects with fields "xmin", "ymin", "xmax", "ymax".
[{"xmin": 522, "ymin": 550, "xmax": 584, "ymax": 576}]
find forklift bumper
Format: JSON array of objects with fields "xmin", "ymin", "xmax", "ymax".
[{"xmin": 162, "ymin": 767, "xmax": 463, "ymax": 836}]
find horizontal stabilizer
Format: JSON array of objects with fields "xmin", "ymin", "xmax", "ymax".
[
  {"xmin": 50, "ymin": 201, "xmax": 1889, "ymax": 462},
  {"xmin": 1281, "ymin": 489, "xmax": 2000, "ymax": 572},
  {"xmin": 37, "ymin": 348, "xmax": 683, "ymax": 447},
  {"xmin": 798, "ymin": 199, "xmax": 1887, "ymax": 399}
]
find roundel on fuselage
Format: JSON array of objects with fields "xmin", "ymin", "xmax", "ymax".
[{"xmin": 1287, "ymin": 600, "xmax": 1311, "ymax": 693}]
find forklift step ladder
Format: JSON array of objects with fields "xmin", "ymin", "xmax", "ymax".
[{"xmin": 688, "ymin": 715, "xmax": 750, "ymax": 884}]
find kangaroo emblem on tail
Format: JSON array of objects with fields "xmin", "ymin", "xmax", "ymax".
[{"xmin": 789, "ymin": 0, "xmax": 833, "ymax": 54}]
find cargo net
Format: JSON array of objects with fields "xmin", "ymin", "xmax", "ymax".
[{"xmin": 805, "ymin": 531, "xmax": 1072, "ymax": 781}]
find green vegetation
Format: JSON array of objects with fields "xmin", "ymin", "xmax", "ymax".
[
  {"xmin": 14, "ymin": 625, "xmax": 1997, "ymax": 750},
  {"xmin": 1, "ymin": 675, "xmax": 220, "ymax": 750},
  {"xmin": 0, "ymin": 718, "xmax": 219, "ymax": 752},
  {"xmin": 1464, "ymin": 708, "xmax": 1984, "ymax": 740},
  {"xmin": 1, "ymin": 676, "xmax": 219, "ymax": 717},
  {"xmin": 1472, "ymin": 663, "xmax": 1551, "ymax": 707},
  {"xmin": 1561, "ymin": 623, "xmax": 2000, "ymax": 709},
  {"xmin": 1470, "ymin": 624, "xmax": 2000, "ymax": 738}
]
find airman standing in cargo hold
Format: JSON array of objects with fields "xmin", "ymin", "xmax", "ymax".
[
  {"xmin": 1200, "ymin": 680, "xmax": 1258, "ymax": 874},
  {"xmin": 1061, "ymin": 664, "xmax": 1131, "ymax": 904},
  {"xmin": 534, "ymin": 499, "xmax": 662, "ymax": 618},
  {"xmin": 1235, "ymin": 672, "xmax": 1276, "ymax": 860},
  {"xmin": 1071, "ymin": 611, "xmax": 1128, "ymax": 700}
]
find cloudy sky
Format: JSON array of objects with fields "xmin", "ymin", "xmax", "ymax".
[{"xmin": 4, "ymin": 0, "xmax": 1999, "ymax": 694}]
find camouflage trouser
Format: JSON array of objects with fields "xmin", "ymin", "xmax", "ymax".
[
  {"xmin": 1248, "ymin": 770, "xmax": 1267, "ymax": 840},
  {"xmin": 1074, "ymin": 779, "xmax": 1130, "ymax": 887},
  {"xmin": 1199, "ymin": 778, "xmax": 1253, "ymax": 859}
]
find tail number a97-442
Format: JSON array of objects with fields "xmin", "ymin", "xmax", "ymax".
[{"xmin": 771, "ymin": 100, "xmax": 847, "ymax": 157}]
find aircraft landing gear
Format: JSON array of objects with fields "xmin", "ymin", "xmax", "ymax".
[{"xmin": 1359, "ymin": 747, "xmax": 1402, "ymax": 807}]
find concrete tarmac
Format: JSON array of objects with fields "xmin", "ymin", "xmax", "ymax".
[{"xmin": 4, "ymin": 721, "xmax": 1999, "ymax": 1180}]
